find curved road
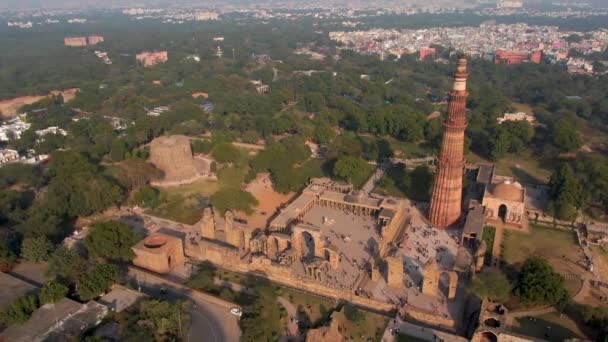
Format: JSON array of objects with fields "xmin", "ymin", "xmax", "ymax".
[{"xmin": 127, "ymin": 267, "xmax": 240, "ymax": 342}]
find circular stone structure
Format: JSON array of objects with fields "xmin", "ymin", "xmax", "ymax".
[{"xmin": 149, "ymin": 135, "xmax": 203, "ymax": 186}]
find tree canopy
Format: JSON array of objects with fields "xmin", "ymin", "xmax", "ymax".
[
  {"xmin": 513, "ymin": 257, "xmax": 569, "ymax": 309},
  {"xmin": 84, "ymin": 221, "xmax": 140, "ymax": 262}
]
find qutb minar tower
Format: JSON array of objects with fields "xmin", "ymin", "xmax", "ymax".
[{"xmin": 428, "ymin": 58, "xmax": 469, "ymax": 228}]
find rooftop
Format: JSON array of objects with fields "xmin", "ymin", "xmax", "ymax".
[{"xmin": 0, "ymin": 273, "xmax": 38, "ymax": 311}]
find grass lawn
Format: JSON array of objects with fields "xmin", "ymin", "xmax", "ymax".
[
  {"xmin": 511, "ymin": 312, "xmax": 588, "ymax": 342},
  {"xmin": 482, "ymin": 226, "xmax": 496, "ymax": 266},
  {"xmin": 388, "ymin": 138, "xmax": 434, "ymax": 159},
  {"xmin": 294, "ymin": 158, "xmax": 331, "ymax": 181},
  {"xmin": 467, "ymin": 152, "xmax": 556, "ymax": 184},
  {"xmin": 282, "ymin": 288, "xmax": 336, "ymax": 325},
  {"xmin": 502, "ymin": 224, "xmax": 584, "ymax": 298},
  {"xmin": 350, "ymin": 162, "xmax": 376, "ymax": 189},
  {"xmin": 146, "ymin": 179, "xmax": 219, "ymax": 224},
  {"xmin": 372, "ymin": 164, "xmax": 433, "ymax": 201},
  {"xmin": 332, "ymin": 305, "xmax": 389, "ymax": 342}
]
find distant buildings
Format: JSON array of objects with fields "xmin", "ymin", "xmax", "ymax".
[
  {"xmin": 88, "ymin": 35, "xmax": 105, "ymax": 45},
  {"xmin": 497, "ymin": 112, "xmax": 536, "ymax": 125},
  {"xmin": 419, "ymin": 48, "xmax": 436, "ymax": 61},
  {"xmin": 250, "ymin": 80, "xmax": 270, "ymax": 94},
  {"xmin": 64, "ymin": 35, "xmax": 105, "ymax": 47},
  {"xmin": 495, "ymin": 50, "xmax": 541, "ymax": 64},
  {"xmin": 64, "ymin": 37, "xmax": 87, "ymax": 47},
  {"xmin": 0, "ymin": 149, "xmax": 19, "ymax": 165},
  {"xmin": 496, "ymin": 0, "xmax": 523, "ymax": 9},
  {"xmin": 0, "ymin": 114, "xmax": 31, "ymax": 141},
  {"xmin": 146, "ymin": 106, "xmax": 170, "ymax": 117},
  {"xmin": 136, "ymin": 51, "xmax": 168, "ymax": 67}
]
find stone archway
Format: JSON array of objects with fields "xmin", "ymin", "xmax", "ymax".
[
  {"xmin": 300, "ymin": 231, "xmax": 315, "ymax": 259},
  {"xmin": 498, "ymin": 204, "xmax": 508, "ymax": 222},
  {"xmin": 292, "ymin": 225, "xmax": 323, "ymax": 260},
  {"xmin": 480, "ymin": 331, "xmax": 498, "ymax": 342},
  {"xmin": 267, "ymin": 236, "xmax": 279, "ymax": 260}
]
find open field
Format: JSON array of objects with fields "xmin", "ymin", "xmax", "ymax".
[
  {"xmin": 238, "ymin": 173, "xmax": 295, "ymax": 230},
  {"xmin": 0, "ymin": 88, "xmax": 79, "ymax": 118},
  {"xmin": 282, "ymin": 287, "xmax": 336, "ymax": 325},
  {"xmin": 332, "ymin": 305, "xmax": 389, "ymax": 342},
  {"xmin": 511, "ymin": 312, "xmax": 589, "ymax": 342},
  {"xmin": 147, "ymin": 179, "xmax": 220, "ymax": 224},
  {"xmin": 502, "ymin": 225, "xmax": 584, "ymax": 297},
  {"xmin": 467, "ymin": 152, "xmax": 556, "ymax": 184}
]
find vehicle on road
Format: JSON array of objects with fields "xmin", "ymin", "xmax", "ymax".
[{"xmin": 230, "ymin": 307, "xmax": 242, "ymax": 317}]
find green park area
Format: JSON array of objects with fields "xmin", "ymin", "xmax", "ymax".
[
  {"xmin": 372, "ymin": 163, "xmax": 434, "ymax": 201},
  {"xmin": 502, "ymin": 225, "xmax": 583, "ymax": 297},
  {"xmin": 331, "ymin": 305, "xmax": 389, "ymax": 342},
  {"xmin": 146, "ymin": 179, "xmax": 220, "ymax": 224},
  {"xmin": 467, "ymin": 151, "xmax": 556, "ymax": 184},
  {"xmin": 482, "ymin": 226, "xmax": 496, "ymax": 266}
]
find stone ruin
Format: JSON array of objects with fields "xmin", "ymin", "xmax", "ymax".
[
  {"xmin": 149, "ymin": 135, "xmax": 215, "ymax": 186},
  {"xmin": 422, "ymin": 259, "xmax": 458, "ymax": 300}
]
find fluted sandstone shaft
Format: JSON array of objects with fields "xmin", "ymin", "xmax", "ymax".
[{"xmin": 428, "ymin": 58, "xmax": 469, "ymax": 228}]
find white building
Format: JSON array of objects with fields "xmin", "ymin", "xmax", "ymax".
[
  {"xmin": 0, "ymin": 149, "xmax": 19, "ymax": 165},
  {"xmin": 0, "ymin": 114, "xmax": 31, "ymax": 141},
  {"xmin": 497, "ymin": 112, "xmax": 536, "ymax": 125}
]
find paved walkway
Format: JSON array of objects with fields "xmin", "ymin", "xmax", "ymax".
[
  {"xmin": 504, "ymin": 306, "xmax": 556, "ymax": 327},
  {"xmin": 277, "ymin": 296, "xmax": 300, "ymax": 339},
  {"xmin": 362, "ymin": 166, "xmax": 383, "ymax": 194}
]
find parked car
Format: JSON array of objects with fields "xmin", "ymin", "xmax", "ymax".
[{"xmin": 230, "ymin": 307, "xmax": 242, "ymax": 317}]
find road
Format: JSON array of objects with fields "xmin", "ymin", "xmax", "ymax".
[{"xmin": 127, "ymin": 266, "xmax": 240, "ymax": 342}]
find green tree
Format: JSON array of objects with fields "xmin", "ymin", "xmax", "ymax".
[
  {"xmin": 514, "ymin": 257, "xmax": 569, "ymax": 308},
  {"xmin": 110, "ymin": 139, "xmax": 128, "ymax": 162},
  {"xmin": 313, "ymin": 121, "xmax": 335, "ymax": 144},
  {"xmin": 408, "ymin": 165, "xmax": 434, "ymax": 201},
  {"xmin": 551, "ymin": 119, "xmax": 582, "ymax": 153},
  {"xmin": 76, "ymin": 263, "xmax": 120, "ymax": 301},
  {"xmin": 84, "ymin": 221, "xmax": 140, "ymax": 262},
  {"xmin": 47, "ymin": 246, "xmax": 87, "ymax": 283},
  {"xmin": 21, "ymin": 236, "xmax": 53, "ymax": 262},
  {"xmin": 210, "ymin": 188, "xmax": 259, "ymax": 215},
  {"xmin": 0, "ymin": 238, "xmax": 17, "ymax": 266},
  {"xmin": 133, "ymin": 185, "xmax": 161, "ymax": 208},
  {"xmin": 39, "ymin": 281, "xmax": 69, "ymax": 304},
  {"xmin": 548, "ymin": 164, "xmax": 583, "ymax": 221},
  {"xmin": 469, "ymin": 269, "xmax": 512, "ymax": 303},
  {"xmin": 212, "ymin": 143, "xmax": 241, "ymax": 163},
  {"xmin": 333, "ymin": 156, "xmax": 367, "ymax": 182},
  {"xmin": 0, "ymin": 295, "xmax": 38, "ymax": 325}
]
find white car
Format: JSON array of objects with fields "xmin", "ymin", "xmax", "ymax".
[{"xmin": 230, "ymin": 307, "xmax": 242, "ymax": 317}]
